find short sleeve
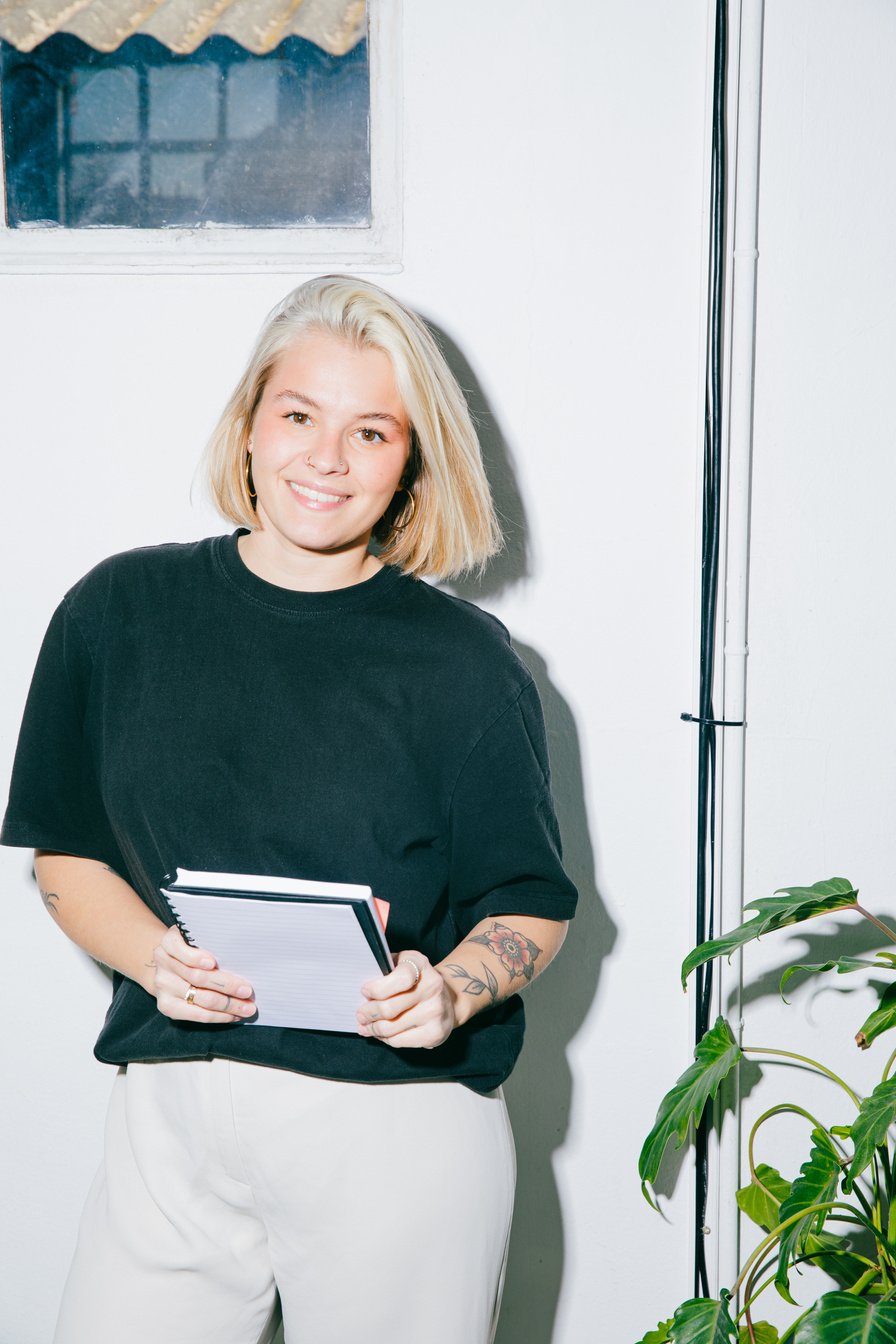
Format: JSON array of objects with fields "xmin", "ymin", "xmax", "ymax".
[
  {"xmin": 447, "ymin": 679, "xmax": 578, "ymax": 932},
  {"xmin": 1, "ymin": 598, "xmax": 120, "ymax": 867}
]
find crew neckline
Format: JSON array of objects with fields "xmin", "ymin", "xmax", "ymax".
[{"xmin": 214, "ymin": 530, "xmax": 408, "ymax": 614}]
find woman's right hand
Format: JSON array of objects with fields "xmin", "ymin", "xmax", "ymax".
[{"xmin": 151, "ymin": 925, "xmax": 256, "ymax": 1023}]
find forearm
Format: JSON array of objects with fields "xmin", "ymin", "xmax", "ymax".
[
  {"xmin": 34, "ymin": 850, "xmax": 167, "ymax": 996},
  {"xmin": 436, "ymin": 913, "xmax": 568, "ymax": 1028}
]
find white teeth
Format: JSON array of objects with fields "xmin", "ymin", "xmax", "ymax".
[{"xmin": 289, "ymin": 483, "xmax": 346, "ymax": 504}]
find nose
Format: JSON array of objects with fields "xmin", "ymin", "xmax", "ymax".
[{"xmin": 305, "ymin": 429, "xmax": 348, "ymax": 476}]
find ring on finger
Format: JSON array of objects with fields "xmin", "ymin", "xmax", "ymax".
[
  {"xmin": 184, "ymin": 985, "xmax": 197, "ymax": 1005},
  {"xmin": 399, "ymin": 957, "xmax": 422, "ymax": 987}
]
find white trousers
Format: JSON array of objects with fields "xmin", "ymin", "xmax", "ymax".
[{"xmin": 55, "ymin": 1059, "xmax": 516, "ymax": 1344}]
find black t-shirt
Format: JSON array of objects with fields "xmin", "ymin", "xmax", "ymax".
[{"xmin": 1, "ymin": 532, "xmax": 577, "ymax": 1093}]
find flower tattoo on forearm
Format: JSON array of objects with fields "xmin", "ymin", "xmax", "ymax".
[
  {"xmin": 468, "ymin": 921, "xmax": 542, "ymax": 982},
  {"xmin": 445, "ymin": 923, "xmax": 543, "ymax": 1007}
]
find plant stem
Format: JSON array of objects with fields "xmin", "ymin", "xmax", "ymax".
[
  {"xmin": 731, "ymin": 1202, "xmax": 854, "ymax": 1297},
  {"xmin": 732, "ymin": 1202, "xmax": 896, "ymax": 1298},
  {"xmin": 738, "ymin": 1253, "xmax": 880, "ymax": 1322},
  {"xmin": 882, "ymin": 1045, "xmax": 896, "ymax": 1084},
  {"xmin": 741, "ymin": 1250, "xmax": 777, "ymax": 1316},
  {"xmin": 851, "ymin": 1176, "xmax": 878, "ymax": 1225},
  {"xmin": 855, "ymin": 904, "xmax": 896, "ymax": 945},
  {"xmin": 847, "ymin": 1266, "xmax": 884, "ymax": 1296},
  {"xmin": 778, "ymin": 1308, "xmax": 811, "ymax": 1344},
  {"xmin": 748, "ymin": 1104, "xmax": 850, "ymax": 1186},
  {"xmin": 743, "ymin": 1046, "xmax": 862, "ymax": 1108}
]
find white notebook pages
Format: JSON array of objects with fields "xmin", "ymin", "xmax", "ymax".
[{"xmin": 161, "ymin": 869, "xmax": 393, "ymax": 1034}]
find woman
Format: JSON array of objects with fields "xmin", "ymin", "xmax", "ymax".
[{"xmin": 2, "ymin": 276, "xmax": 577, "ymax": 1344}]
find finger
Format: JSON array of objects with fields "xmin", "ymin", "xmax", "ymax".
[
  {"xmin": 155, "ymin": 976, "xmax": 256, "ymax": 1024},
  {"xmin": 356, "ymin": 1011, "xmax": 412, "ymax": 1039},
  {"xmin": 357, "ymin": 990, "xmax": 451, "ymax": 1039},
  {"xmin": 361, "ymin": 953, "xmax": 427, "ymax": 1000},
  {"xmin": 360, "ymin": 1018, "xmax": 448, "ymax": 1051},
  {"xmin": 356, "ymin": 988, "xmax": 418, "ymax": 1024},
  {"xmin": 179, "ymin": 985, "xmax": 257, "ymax": 1019},
  {"xmin": 153, "ymin": 962, "xmax": 255, "ymax": 1013},
  {"xmin": 155, "ymin": 941, "xmax": 254, "ymax": 1000},
  {"xmin": 159, "ymin": 925, "xmax": 217, "ymax": 971}
]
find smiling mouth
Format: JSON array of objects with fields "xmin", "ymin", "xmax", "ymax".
[{"xmin": 288, "ymin": 482, "xmax": 349, "ymax": 505}]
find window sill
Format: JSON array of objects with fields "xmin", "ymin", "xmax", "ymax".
[{"xmin": 0, "ymin": 219, "xmax": 402, "ymax": 274}]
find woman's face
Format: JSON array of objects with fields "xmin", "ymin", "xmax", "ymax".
[{"xmin": 248, "ymin": 330, "xmax": 411, "ymax": 565}]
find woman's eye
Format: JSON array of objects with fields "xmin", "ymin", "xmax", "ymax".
[
  {"xmin": 358, "ymin": 427, "xmax": 385, "ymax": 443},
  {"xmin": 286, "ymin": 411, "xmax": 310, "ymax": 425}
]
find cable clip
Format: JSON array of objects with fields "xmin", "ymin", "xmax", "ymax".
[{"xmin": 680, "ymin": 712, "xmax": 745, "ymax": 727}]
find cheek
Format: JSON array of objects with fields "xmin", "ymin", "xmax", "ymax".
[
  {"xmin": 376, "ymin": 444, "xmax": 411, "ymax": 491},
  {"xmin": 251, "ymin": 428, "xmax": 289, "ymax": 470}
]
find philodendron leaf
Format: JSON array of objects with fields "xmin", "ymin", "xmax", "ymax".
[
  {"xmin": 781, "ymin": 956, "xmax": 896, "ymax": 1001},
  {"xmin": 665, "ymin": 1295, "xmax": 738, "ymax": 1344},
  {"xmin": 737, "ymin": 1163, "xmax": 792, "ymax": 1231},
  {"xmin": 637, "ymin": 1323, "xmax": 673, "ymax": 1344},
  {"xmin": 639, "ymin": 1018, "xmax": 743, "ymax": 1196},
  {"xmin": 735, "ymin": 1162, "xmax": 866, "ymax": 1289},
  {"xmin": 681, "ymin": 880, "xmax": 859, "ymax": 987},
  {"xmin": 776, "ymin": 1129, "xmax": 842, "ymax": 1302},
  {"xmin": 738, "ymin": 1326, "xmax": 779, "ymax": 1344},
  {"xmin": 793, "ymin": 1292, "xmax": 896, "ymax": 1343},
  {"xmin": 856, "ymin": 983, "xmax": 896, "ymax": 1050},
  {"xmin": 808, "ymin": 1230, "xmax": 875, "ymax": 1292},
  {"xmin": 843, "ymin": 1078, "xmax": 896, "ymax": 1192}
]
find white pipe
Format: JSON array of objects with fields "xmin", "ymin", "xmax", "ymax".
[{"xmin": 708, "ymin": 0, "xmax": 765, "ymax": 1298}]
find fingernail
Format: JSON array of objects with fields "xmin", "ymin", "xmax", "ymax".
[
  {"xmin": 199, "ymin": 957, "xmax": 215, "ymax": 969},
  {"xmin": 236, "ymin": 985, "xmax": 252, "ymax": 997}
]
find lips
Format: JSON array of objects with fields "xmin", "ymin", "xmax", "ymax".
[{"xmin": 287, "ymin": 481, "xmax": 349, "ymax": 506}]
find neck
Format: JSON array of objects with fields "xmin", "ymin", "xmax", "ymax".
[{"xmin": 237, "ymin": 528, "xmax": 382, "ymax": 593}]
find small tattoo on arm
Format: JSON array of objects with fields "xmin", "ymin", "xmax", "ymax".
[
  {"xmin": 39, "ymin": 886, "xmax": 61, "ymax": 920},
  {"xmin": 444, "ymin": 961, "xmax": 500, "ymax": 1006},
  {"xmin": 466, "ymin": 921, "xmax": 542, "ymax": 983}
]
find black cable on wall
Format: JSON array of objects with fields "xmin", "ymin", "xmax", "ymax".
[{"xmin": 688, "ymin": 0, "xmax": 729, "ymax": 1300}]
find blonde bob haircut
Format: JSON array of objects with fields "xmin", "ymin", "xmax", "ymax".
[{"xmin": 204, "ymin": 275, "xmax": 502, "ymax": 580}]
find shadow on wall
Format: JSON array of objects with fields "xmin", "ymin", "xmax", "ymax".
[
  {"xmin": 498, "ymin": 642, "xmax": 615, "ymax": 1344},
  {"xmin": 431, "ymin": 320, "xmax": 618, "ymax": 1344},
  {"xmin": 426, "ymin": 322, "xmax": 532, "ymax": 601},
  {"xmin": 280, "ymin": 318, "xmax": 615, "ymax": 1344}
]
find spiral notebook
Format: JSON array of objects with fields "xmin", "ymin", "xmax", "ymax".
[{"xmin": 161, "ymin": 868, "xmax": 393, "ymax": 1033}]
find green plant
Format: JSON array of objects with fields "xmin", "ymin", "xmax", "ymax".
[{"xmin": 636, "ymin": 878, "xmax": 896, "ymax": 1344}]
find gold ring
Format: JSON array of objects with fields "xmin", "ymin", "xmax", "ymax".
[
  {"xmin": 399, "ymin": 957, "xmax": 422, "ymax": 988},
  {"xmin": 184, "ymin": 986, "xmax": 197, "ymax": 1005}
]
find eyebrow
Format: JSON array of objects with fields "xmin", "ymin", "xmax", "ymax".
[{"xmin": 274, "ymin": 390, "xmax": 405, "ymax": 431}]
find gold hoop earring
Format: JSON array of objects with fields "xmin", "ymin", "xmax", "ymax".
[
  {"xmin": 244, "ymin": 450, "xmax": 257, "ymax": 501},
  {"xmin": 393, "ymin": 487, "xmax": 416, "ymax": 532}
]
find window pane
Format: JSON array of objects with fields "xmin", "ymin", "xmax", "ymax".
[
  {"xmin": 68, "ymin": 150, "xmax": 140, "ymax": 225},
  {"xmin": 149, "ymin": 64, "xmax": 219, "ymax": 142},
  {"xmin": 0, "ymin": 29, "xmax": 370, "ymax": 229},
  {"xmin": 70, "ymin": 67, "xmax": 139, "ymax": 143},
  {"xmin": 226, "ymin": 62, "xmax": 278, "ymax": 140}
]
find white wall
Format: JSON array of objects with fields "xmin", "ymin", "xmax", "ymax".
[
  {"xmin": 732, "ymin": 0, "xmax": 896, "ymax": 1332},
  {"xmin": 0, "ymin": 4, "xmax": 712, "ymax": 1341}
]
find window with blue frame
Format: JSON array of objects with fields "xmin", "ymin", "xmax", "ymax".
[{"xmin": 0, "ymin": 30, "xmax": 370, "ymax": 228}]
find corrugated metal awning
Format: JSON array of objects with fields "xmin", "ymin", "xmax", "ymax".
[{"xmin": 0, "ymin": 0, "xmax": 366, "ymax": 55}]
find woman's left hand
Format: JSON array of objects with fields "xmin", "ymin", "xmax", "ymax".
[{"xmin": 356, "ymin": 951, "xmax": 457, "ymax": 1049}]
